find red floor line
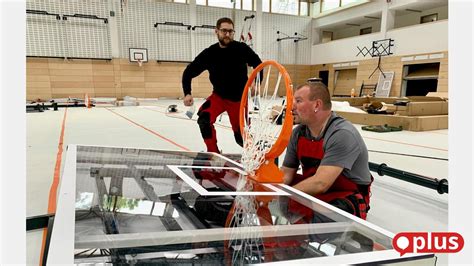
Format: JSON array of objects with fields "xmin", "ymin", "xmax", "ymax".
[
  {"xmin": 362, "ymin": 135, "xmax": 448, "ymax": 152},
  {"xmin": 106, "ymin": 107, "xmax": 191, "ymax": 151},
  {"xmin": 39, "ymin": 104, "xmax": 69, "ymax": 265}
]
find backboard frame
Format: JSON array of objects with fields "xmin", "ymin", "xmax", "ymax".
[{"xmin": 46, "ymin": 144, "xmax": 435, "ymax": 265}]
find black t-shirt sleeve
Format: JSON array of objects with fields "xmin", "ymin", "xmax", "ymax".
[
  {"xmin": 245, "ymin": 45, "xmax": 262, "ymax": 68},
  {"xmin": 242, "ymin": 44, "xmax": 263, "ymax": 82},
  {"xmin": 182, "ymin": 49, "xmax": 209, "ymax": 96}
]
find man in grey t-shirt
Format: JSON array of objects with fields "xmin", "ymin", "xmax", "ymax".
[{"xmin": 282, "ymin": 82, "xmax": 372, "ymax": 219}]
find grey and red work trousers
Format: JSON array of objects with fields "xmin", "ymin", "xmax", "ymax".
[{"xmin": 197, "ymin": 93, "xmax": 243, "ymax": 153}]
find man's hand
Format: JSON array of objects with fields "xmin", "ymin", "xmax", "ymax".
[
  {"xmin": 183, "ymin": 94, "xmax": 194, "ymax": 106},
  {"xmin": 293, "ymin": 165, "xmax": 343, "ymax": 196}
]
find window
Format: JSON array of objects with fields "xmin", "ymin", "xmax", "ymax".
[
  {"xmin": 196, "ymin": 0, "xmax": 206, "ymax": 5},
  {"xmin": 208, "ymin": 0, "xmax": 236, "ymax": 8},
  {"xmin": 300, "ymin": 1, "xmax": 309, "ymax": 16},
  {"xmin": 173, "ymin": 0, "xmax": 187, "ymax": 3},
  {"xmin": 420, "ymin": 13, "xmax": 438, "ymax": 24},
  {"xmin": 262, "ymin": 0, "xmax": 270, "ymax": 12},
  {"xmin": 321, "ymin": 0, "xmax": 340, "ymax": 12},
  {"xmin": 272, "ymin": 0, "xmax": 298, "ymax": 15},
  {"xmin": 319, "ymin": 0, "xmax": 363, "ymax": 14},
  {"xmin": 359, "ymin": 27, "xmax": 372, "ymax": 35},
  {"xmin": 242, "ymin": 0, "xmax": 253, "ymax": 10},
  {"xmin": 341, "ymin": 0, "xmax": 360, "ymax": 6}
]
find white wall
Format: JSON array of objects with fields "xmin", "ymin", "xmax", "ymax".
[
  {"xmin": 334, "ymin": 20, "xmax": 381, "ymax": 40},
  {"xmin": 313, "ymin": 0, "xmax": 383, "ymax": 29},
  {"xmin": 311, "ymin": 20, "xmax": 447, "ymax": 64},
  {"xmin": 312, "ymin": 32, "xmax": 383, "ymax": 64},
  {"xmin": 387, "ymin": 20, "xmax": 447, "ymax": 56},
  {"xmin": 26, "ymin": 0, "xmax": 312, "ymax": 64},
  {"xmin": 394, "ymin": 5, "xmax": 448, "ymax": 28}
]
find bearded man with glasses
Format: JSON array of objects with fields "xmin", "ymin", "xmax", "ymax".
[{"xmin": 182, "ymin": 17, "xmax": 262, "ymax": 153}]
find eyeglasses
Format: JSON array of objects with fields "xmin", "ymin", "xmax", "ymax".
[{"xmin": 218, "ymin": 28, "xmax": 235, "ymax": 35}]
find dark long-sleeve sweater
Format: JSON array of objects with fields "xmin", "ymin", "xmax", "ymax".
[{"xmin": 182, "ymin": 41, "xmax": 262, "ymax": 102}]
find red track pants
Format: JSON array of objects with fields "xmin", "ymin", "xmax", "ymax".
[{"xmin": 197, "ymin": 93, "xmax": 243, "ymax": 153}]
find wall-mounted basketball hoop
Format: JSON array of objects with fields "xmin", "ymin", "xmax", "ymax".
[{"xmin": 129, "ymin": 48, "xmax": 148, "ymax": 67}]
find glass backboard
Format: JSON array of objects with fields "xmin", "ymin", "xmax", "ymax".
[{"xmin": 47, "ymin": 145, "xmax": 435, "ymax": 265}]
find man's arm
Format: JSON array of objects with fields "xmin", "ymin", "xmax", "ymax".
[
  {"xmin": 281, "ymin": 127, "xmax": 301, "ymax": 185},
  {"xmin": 243, "ymin": 44, "xmax": 263, "ymax": 81},
  {"xmin": 292, "ymin": 165, "xmax": 343, "ymax": 196},
  {"xmin": 182, "ymin": 50, "xmax": 208, "ymax": 105},
  {"xmin": 281, "ymin": 166, "xmax": 297, "ymax": 185}
]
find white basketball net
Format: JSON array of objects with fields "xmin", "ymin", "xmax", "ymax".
[
  {"xmin": 240, "ymin": 65, "xmax": 286, "ymax": 176},
  {"xmin": 227, "ymin": 63, "xmax": 289, "ymax": 264},
  {"xmin": 227, "ymin": 178, "xmax": 264, "ymax": 264}
]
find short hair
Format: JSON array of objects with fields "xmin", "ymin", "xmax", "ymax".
[
  {"xmin": 296, "ymin": 82, "xmax": 332, "ymax": 110},
  {"xmin": 216, "ymin": 17, "xmax": 234, "ymax": 29}
]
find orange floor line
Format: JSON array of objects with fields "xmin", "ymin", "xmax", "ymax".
[
  {"xmin": 39, "ymin": 104, "xmax": 69, "ymax": 265},
  {"xmin": 106, "ymin": 108, "xmax": 191, "ymax": 151}
]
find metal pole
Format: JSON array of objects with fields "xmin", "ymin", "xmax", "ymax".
[{"xmin": 369, "ymin": 162, "xmax": 448, "ymax": 194}]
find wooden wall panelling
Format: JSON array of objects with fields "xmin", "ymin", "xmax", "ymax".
[
  {"xmin": 333, "ymin": 68, "xmax": 357, "ymax": 96},
  {"xmin": 113, "ymin": 60, "xmax": 122, "ymax": 99},
  {"xmin": 27, "ymin": 58, "xmax": 52, "ymax": 101},
  {"xmin": 26, "ymin": 52, "xmax": 448, "ymax": 101},
  {"xmin": 48, "ymin": 58, "xmax": 94, "ymax": 99},
  {"xmin": 310, "ymin": 64, "xmax": 335, "ymax": 95},
  {"xmin": 276, "ymin": 64, "xmax": 312, "ymax": 96},
  {"xmin": 92, "ymin": 60, "xmax": 115, "ymax": 97},
  {"xmin": 310, "ymin": 52, "xmax": 448, "ymax": 99}
]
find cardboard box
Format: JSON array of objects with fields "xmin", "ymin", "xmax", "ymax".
[
  {"xmin": 426, "ymin": 92, "xmax": 449, "ymax": 100},
  {"xmin": 331, "ymin": 96, "xmax": 370, "ymax": 106},
  {"xmin": 385, "ymin": 104, "xmax": 407, "ymax": 113},
  {"xmin": 332, "ymin": 96, "xmax": 405, "ymax": 106},
  {"xmin": 334, "ymin": 111, "xmax": 448, "ymax": 131},
  {"xmin": 407, "ymin": 96, "xmax": 447, "ymax": 102},
  {"xmin": 397, "ymin": 101, "xmax": 449, "ymax": 116}
]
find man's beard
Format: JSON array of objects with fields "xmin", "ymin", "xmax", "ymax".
[
  {"xmin": 292, "ymin": 114, "xmax": 301, "ymax": 125},
  {"xmin": 218, "ymin": 37, "xmax": 232, "ymax": 47}
]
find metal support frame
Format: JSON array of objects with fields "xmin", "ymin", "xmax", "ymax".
[
  {"xmin": 27, "ymin": 214, "xmax": 55, "ymax": 231},
  {"xmin": 26, "ymin": 9, "xmax": 61, "ymax": 20},
  {"xmin": 276, "ymin": 31, "xmax": 308, "ymax": 43},
  {"xmin": 154, "ymin": 21, "xmax": 192, "ymax": 30},
  {"xmin": 357, "ymin": 38, "xmax": 395, "ymax": 80},
  {"xmin": 369, "ymin": 162, "xmax": 448, "ymax": 194},
  {"xmin": 369, "ymin": 56, "xmax": 385, "ymax": 79},
  {"xmin": 32, "ymin": 215, "xmax": 55, "ymax": 266},
  {"xmin": 26, "ymin": 102, "xmax": 91, "ymax": 111},
  {"xmin": 63, "ymin": 13, "xmax": 108, "ymax": 24},
  {"xmin": 192, "ymin": 24, "xmax": 215, "ymax": 30}
]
